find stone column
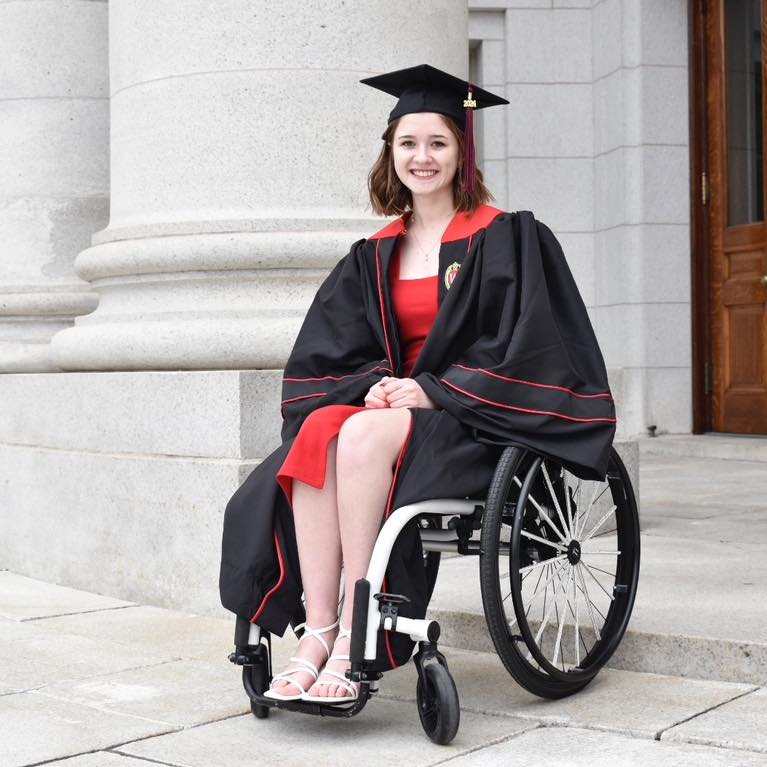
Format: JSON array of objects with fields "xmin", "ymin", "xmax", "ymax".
[
  {"xmin": 52, "ymin": 0, "xmax": 469, "ymax": 371},
  {"xmin": 0, "ymin": 0, "xmax": 108, "ymax": 372}
]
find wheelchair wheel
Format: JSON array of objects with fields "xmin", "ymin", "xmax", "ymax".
[
  {"xmin": 416, "ymin": 662, "xmax": 460, "ymax": 745},
  {"xmin": 480, "ymin": 446, "xmax": 640, "ymax": 698},
  {"xmin": 244, "ymin": 664, "xmax": 270, "ymax": 718}
]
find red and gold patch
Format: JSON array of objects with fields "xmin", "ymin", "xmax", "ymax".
[{"xmin": 444, "ymin": 261, "xmax": 461, "ymax": 290}]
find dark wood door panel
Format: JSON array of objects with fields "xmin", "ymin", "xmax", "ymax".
[{"xmin": 706, "ymin": 0, "xmax": 767, "ymax": 434}]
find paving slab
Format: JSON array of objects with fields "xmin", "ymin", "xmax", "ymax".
[
  {"xmin": 663, "ymin": 686, "xmax": 767, "ymax": 753},
  {"xmin": 376, "ymin": 647, "xmax": 755, "ymax": 739},
  {"xmin": 640, "ymin": 502, "xmax": 767, "ymax": 545},
  {"xmin": 640, "ymin": 454, "xmax": 767, "ymax": 515},
  {"xmin": 36, "ymin": 658, "xmax": 249, "ymax": 727},
  {"xmin": 639, "ymin": 434, "xmax": 767, "ymax": 463},
  {"xmin": 445, "ymin": 725, "xmax": 767, "ymax": 766},
  {"xmin": 32, "ymin": 604, "xmax": 233, "ymax": 663},
  {"xmin": 117, "ymin": 702, "xmax": 535, "ymax": 767},
  {"xmin": 0, "ymin": 632, "xmax": 172, "ymax": 695},
  {"xmin": 0, "ymin": 691, "xmax": 178, "ymax": 767},
  {"xmin": 42, "ymin": 754, "xmax": 157, "ymax": 767},
  {"xmin": 0, "ymin": 571, "xmax": 133, "ymax": 620},
  {"xmin": 0, "ymin": 616, "xmax": 39, "ymax": 643}
]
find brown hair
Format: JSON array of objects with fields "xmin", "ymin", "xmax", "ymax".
[{"xmin": 367, "ymin": 114, "xmax": 494, "ymax": 217}]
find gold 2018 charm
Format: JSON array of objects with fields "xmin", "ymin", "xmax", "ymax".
[{"xmin": 444, "ymin": 261, "xmax": 461, "ymax": 290}]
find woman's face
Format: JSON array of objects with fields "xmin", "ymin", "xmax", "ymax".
[{"xmin": 391, "ymin": 112, "xmax": 459, "ymax": 202}]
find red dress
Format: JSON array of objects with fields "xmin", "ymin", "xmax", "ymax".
[{"xmin": 277, "ymin": 243, "xmax": 439, "ymax": 505}]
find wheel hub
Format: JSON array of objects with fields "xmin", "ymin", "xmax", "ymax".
[{"xmin": 567, "ymin": 539, "xmax": 582, "ymax": 565}]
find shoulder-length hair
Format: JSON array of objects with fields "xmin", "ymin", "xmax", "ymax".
[{"xmin": 367, "ymin": 114, "xmax": 494, "ymax": 217}]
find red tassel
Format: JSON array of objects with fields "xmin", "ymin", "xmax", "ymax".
[{"xmin": 463, "ymin": 83, "xmax": 476, "ymax": 196}]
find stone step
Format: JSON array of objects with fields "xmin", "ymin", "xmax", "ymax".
[
  {"xmin": 428, "ymin": 606, "xmax": 767, "ymax": 687},
  {"xmin": 428, "ymin": 530, "xmax": 767, "ymax": 688},
  {"xmin": 638, "ymin": 433, "xmax": 767, "ymax": 463}
]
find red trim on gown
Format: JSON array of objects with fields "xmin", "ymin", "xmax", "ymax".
[{"xmin": 276, "ymin": 243, "xmax": 439, "ymax": 505}]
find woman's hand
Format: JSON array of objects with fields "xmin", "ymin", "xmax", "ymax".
[
  {"xmin": 364, "ymin": 376, "xmax": 392, "ymax": 408},
  {"xmin": 380, "ymin": 377, "xmax": 436, "ymax": 409}
]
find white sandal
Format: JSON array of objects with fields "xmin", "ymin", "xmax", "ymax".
[
  {"xmin": 263, "ymin": 619, "xmax": 339, "ymax": 701},
  {"xmin": 301, "ymin": 623, "xmax": 359, "ymax": 704}
]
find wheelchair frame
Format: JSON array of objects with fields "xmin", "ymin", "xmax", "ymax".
[{"xmin": 229, "ymin": 444, "xmax": 640, "ymax": 745}]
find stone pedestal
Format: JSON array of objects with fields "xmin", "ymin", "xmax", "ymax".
[
  {"xmin": 0, "ymin": 0, "xmax": 108, "ymax": 372},
  {"xmin": 0, "ymin": 372, "xmax": 639, "ymax": 616},
  {"xmin": 0, "ymin": 371, "xmax": 279, "ymax": 616}
]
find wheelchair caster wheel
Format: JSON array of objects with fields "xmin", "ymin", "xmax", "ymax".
[
  {"xmin": 243, "ymin": 664, "xmax": 270, "ymax": 719},
  {"xmin": 416, "ymin": 663, "xmax": 460, "ymax": 745}
]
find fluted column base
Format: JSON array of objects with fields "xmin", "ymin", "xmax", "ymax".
[
  {"xmin": 0, "ymin": 288, "xmax": 98, "ymax": 372},
  {"xmin": 51, "ymin": 219, "xmax": 372, "ymax": 371}
]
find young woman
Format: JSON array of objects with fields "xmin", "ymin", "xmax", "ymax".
[{"xmin": 219, "ymin": 64, "xmax": 617, "ymax": 705}]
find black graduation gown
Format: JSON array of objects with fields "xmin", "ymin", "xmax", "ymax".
[{"xmin": 219, "ymin": 205, "xmax": 616, "ymax": 670}]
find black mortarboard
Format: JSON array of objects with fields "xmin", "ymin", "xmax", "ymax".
[{"xmin": 360, "ymin": 64, "xmax": 509, "ymax": 195}]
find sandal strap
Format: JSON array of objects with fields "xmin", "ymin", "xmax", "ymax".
[
  {"xmin": 286, "ymin": 656, "xmax": 320, "ymax": 677},
  {"xmin": 294, "ymin": 619, "xmax": 339, "ymax": 659},
  {"xmin": 271, "ymin": 657, "xmax": 320, "ymax": 683},
  {"xmin": 270, "ymin": 658, "xmax": 320, "ymax": 695},
  {"xmin": 328, "ymin": 653, "xmax": 350, "ymax": 663},
  {"xmin": 270, "ymin": 674, "xmax": 310, "ymax": 695},
  {"xmin": 269, "ymin": 668, "xmax": 317, "ymax": 695},
  {"xmin": 314, "ymin": 668, "xmax": 358, "ymax": 696}
]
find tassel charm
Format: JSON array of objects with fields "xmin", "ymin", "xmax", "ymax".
[{"xmin": 463, "ymin": 84, "xmax": 477, "ymax": 196}]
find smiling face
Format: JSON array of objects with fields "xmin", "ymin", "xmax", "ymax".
[{"xmin": 391, "ymin": 112, "xmax": 460, "ymax": 203}]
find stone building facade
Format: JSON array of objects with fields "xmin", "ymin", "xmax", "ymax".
[{"xmin": 0, "ymin": 1, "xmax": 701, "ymax": 613}]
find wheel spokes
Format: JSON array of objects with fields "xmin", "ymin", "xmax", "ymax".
[
  {"xmin": 576, "ymin": 564, "xmax": 602, "ymax": 641},
  {"xmin": 581, "ymin": 561, "xmax": 616, "ymax": 602},
  {"xmin": 520, "ymin": 529, "xmax": 568, "ymax": 553},
  {"xmin": 581, "ymin": 504, "xmax": 617, "ymax": 544},
  {"xmin": 576, "ymin": 483, "xmax": 610, "ymax": 539},
  {"xmin": 551, "ymin": 566, "xmax": 574, "ymax": 667},
  {"xmin": 518, "ymin": 553, "xmax": 568, "ymax": 575},
  {"xmin": 542, "ymin": 463, "xmax": 572, "ymax": 542},
  {"xmin": 513, "ymin": 474, "xmax": 569, "ymax": 543}
]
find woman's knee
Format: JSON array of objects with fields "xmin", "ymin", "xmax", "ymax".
[{"xmin": 336, "ymin": 409, "xmax": 411, "ymax": 469}]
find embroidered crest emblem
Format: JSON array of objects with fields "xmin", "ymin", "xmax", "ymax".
[{"xmin": 444, "ymin": 261, "xmax": 461, "ymax": 290}]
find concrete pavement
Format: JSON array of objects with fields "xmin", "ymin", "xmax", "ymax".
[
  {"xmin": 1, "ymin": 569, "xmax": 767, "ymax": 766},
  {"xmin": 2, "ymin": 433, "xmax": 767, "ymax": 765}
]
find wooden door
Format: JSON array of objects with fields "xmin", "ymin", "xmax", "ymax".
[{"xmin": 697, "ymin": 0, "xmax": 767, "ymax": 433}]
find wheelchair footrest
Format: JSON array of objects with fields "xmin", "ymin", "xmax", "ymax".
[{"xmin": 228, "ymin": 645, "xmax": 267, "ymax": 666}]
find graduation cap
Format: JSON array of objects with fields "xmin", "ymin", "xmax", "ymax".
[{"xmin": 360, "ymin": 63, "xmax": 509, "ymax": 195}]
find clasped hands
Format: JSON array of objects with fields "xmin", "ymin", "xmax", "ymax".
[{"xmin": 364, "ymin": 376, "xmax": 436, "ymax": 409}]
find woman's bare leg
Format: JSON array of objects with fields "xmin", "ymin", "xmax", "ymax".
[
  {"xmin": 270, "ymin": 438, "xmax": 342, "ymax": 696},
  {"xmin": 306, "ymin": 408, "xmax": 412, "ymax": 697}
]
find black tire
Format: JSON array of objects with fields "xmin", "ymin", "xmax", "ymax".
[
  {"xmin": 480, "ymin": 446, "xmax": 640, "ymax": 698},
  {"xmin": 244, "ymin": 662, "xmax": 270, "ymax": 719},
  {"xmin": 416, "ymin": 662, "xmax": 460, "ymax": 745}
]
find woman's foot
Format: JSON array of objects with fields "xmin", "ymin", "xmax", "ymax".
[
  {"xmin": 303, "ymin": 624, "xmax": 360, "ymax": 701},
  {"xmin": 264, "ymin": 619, "xmax": 339, "ymax": 700}
]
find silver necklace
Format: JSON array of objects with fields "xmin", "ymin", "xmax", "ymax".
[{"xmin": 409, "ymin": 212, "xmax": 457, "ymax": 263}]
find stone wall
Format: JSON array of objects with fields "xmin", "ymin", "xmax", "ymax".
[{"xmin": 469, "ymin": 0, "xmax": 692, "ymax": 438}]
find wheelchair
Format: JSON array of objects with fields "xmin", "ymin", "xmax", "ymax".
[{"xmin": 228, "ymin": 444, "xmax": 640, "ymax": 745}]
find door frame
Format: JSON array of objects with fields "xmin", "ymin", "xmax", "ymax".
[{"xmin": 690, "ymin": 0, "xmax": 715, "ymax": 433}]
